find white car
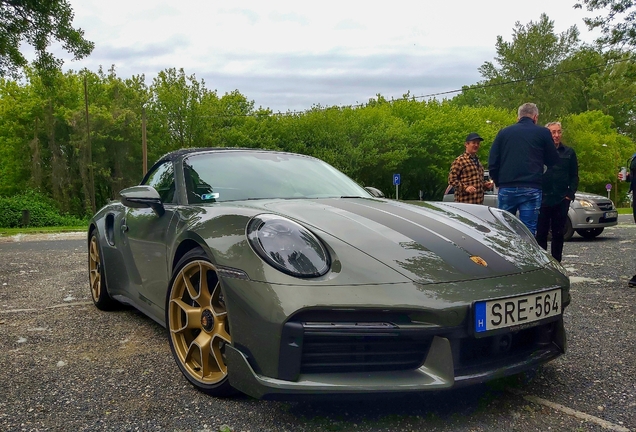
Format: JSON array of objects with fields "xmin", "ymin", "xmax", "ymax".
[{"xmin": 443, "ymin": 175, "xmax": 618, "ymax": 240}]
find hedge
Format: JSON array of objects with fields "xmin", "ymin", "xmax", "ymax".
[{"xmin": 0, "ymin": 190, "xmax": 87, "ymax": 228}]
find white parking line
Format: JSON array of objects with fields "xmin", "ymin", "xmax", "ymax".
[{"xmin": 508, "ymin": 389, "xmax": 630, "ymax": 431}]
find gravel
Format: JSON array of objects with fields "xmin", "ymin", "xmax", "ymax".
[{"xmin": 0, "ymin": 220, "xmax": 634, "ymax": 432}]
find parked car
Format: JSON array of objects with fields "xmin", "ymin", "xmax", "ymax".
[
  {"xmin": 89, "ymin": 148, "xmax": 570, "ymax": 400},
  {"xmin": 443, "ymin": 173, "xmax": 617, "ymax": 240}
]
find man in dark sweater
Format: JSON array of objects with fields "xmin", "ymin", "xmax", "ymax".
[
  {"xmin": 488, "ymin": 103, "xmax": 560, "ymax": 235},
  {"xmin": 535, "ymin": 122, "xmax": 579, "ymax": 262}
]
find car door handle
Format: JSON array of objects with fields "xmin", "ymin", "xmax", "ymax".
[{"xmin": 121, "ymin": 218, "xmax": 128, "ymax": 233}]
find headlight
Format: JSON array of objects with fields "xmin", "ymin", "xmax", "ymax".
[
  {"xmin": 247, "ymin": 214, "xmax": 330, "ymax": 278},
  {"xmin": 578, "ymin": 199, "xmax": 594, "ymax": 208},
  {"xmin": 488, "ymin": 208, "xmax": 538, "ymax": 246}
]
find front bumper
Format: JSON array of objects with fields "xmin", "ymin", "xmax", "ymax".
[
  {"xmin": 222, "ymin": 267, "xmax": 569, "ymax": 400},
  {"xmin": 226, "ymin": 318, "xmax": 566, "ymax": 399},
  {"xmin": 570, "ymin": 208, "xmax": 618, "ymax": 229}
]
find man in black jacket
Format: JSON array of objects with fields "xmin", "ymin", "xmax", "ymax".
[
  {"xmin": 535, "ymin": 122, "xmax": 579, "ymax": 262},
  {"xmin": 619, "ymin": 154, "xmax": 636, "ymax": 286},
  {"xmin": 626, "ymin": 154, "xmax": 636, "ymax": 224},
  {"xmin": 488, "ymin": 103, "xmax": 560, "ymax": 235}
]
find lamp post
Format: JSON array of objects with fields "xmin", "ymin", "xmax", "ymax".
[{"xmin": 142, "ymin": 105, "xmax": 148, "ymax": 176}]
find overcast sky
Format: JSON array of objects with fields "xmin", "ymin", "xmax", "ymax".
[{"xmin": 47, "ymin": 0, "xmax": 601, "ymax": 112}]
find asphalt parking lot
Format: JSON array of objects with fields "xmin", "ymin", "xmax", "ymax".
[{"xmin": 0, "ymin": 217, "xmax": 634, "ymax": 432}]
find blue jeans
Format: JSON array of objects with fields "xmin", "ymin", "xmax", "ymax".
[{"xmin": 498, "ymin": 187, "xmax": 542, "ymax": 235}]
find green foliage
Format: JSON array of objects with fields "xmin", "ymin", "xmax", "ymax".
[
  {"xmin": 0, "ymin": 0, "xmax": 94, "ymax": 78},
  {"xmin": 0, "ymin": 47, "xmax": 633, "ymax": 218},
  {"xmin": 453, "ymin": 14, "xmax": 636, "ymax": 141},
  {"xmin": 562, "ymin": 110, "xmax": 635, "ymax": 202},
  {"xmin": 583, "ymin": 51, "xmax": 636, "ymax": 138},
  {"xmin": 0, "ymin": 78, "xmax": 38, "ymax": 196},
  {"xmin": 454, "ymin": 14, "xmax": 581, "ymax": 120},
  {"xmin": 0, "ymin": 190, "xmax": 87, "ymax": 228},
  {"xmin": 575, "ymin": 0, "xmax": 636, "ymax": 48}
]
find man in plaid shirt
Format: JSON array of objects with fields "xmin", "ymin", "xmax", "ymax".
[{"xmin": 448, "ymin": 133, "xmax": 494, "ymax": 204}]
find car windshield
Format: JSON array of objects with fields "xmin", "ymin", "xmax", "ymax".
[{"xmin": 184, "ymin": 151, "xmax": 371, "ymax": 203}]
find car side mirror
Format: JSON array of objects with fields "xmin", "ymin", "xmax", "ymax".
[
  {"xmin": 120, "ymin": 185, "xmax": 166, "ymax": 217},
  {"xmin": 364, "ymin": 186, "xmax": 385, "ymax": 198}
]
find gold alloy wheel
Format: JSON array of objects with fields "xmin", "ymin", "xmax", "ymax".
[
  {"xmin": 168, "ymin": 260, "xmax": 231, "ymax": 385},
  {"xmin": 89, "ymin": 235, "xmax": 102, "ymax": 303}
]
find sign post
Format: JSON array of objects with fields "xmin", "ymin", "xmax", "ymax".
[
  {"xmin": 606, "ymin": 183, "xmax": 612, "ymax": 199},
  {"xmin": 393, "ymin": 174, "xmax": 401, "ymax": 200}
]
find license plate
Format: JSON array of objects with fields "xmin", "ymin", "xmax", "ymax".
[
  {"xmin": 474, "ymin": 288, "xmax": 561, "ymax": 334},
  {"xmin": 604, "ymin": 211, "xmax": 618, "ymax": 219}
]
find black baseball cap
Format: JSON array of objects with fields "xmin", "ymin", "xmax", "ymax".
[{"xmin": 465, "ymin": 132, "xmax": 484, "ymax": 142}]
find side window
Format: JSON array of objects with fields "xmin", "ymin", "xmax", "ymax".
[
  {"xmin": 184, "ymin": 162, "xmax": 215, "ymax": 204},
  {"xmin": 143, "ymin": 162, "xmax": 176, "ymax": 204}
]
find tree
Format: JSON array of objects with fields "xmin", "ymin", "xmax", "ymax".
[
  {"xmin": 562, "ymin": 110, "xmax": 635, "ymax": 200},
  {"xmin": 575, "ymin": 0, "xmax": 636, "ymax": 48},
  {"xmin": 147, "ymin": 68, "xmax": 212, "ymax": 158},
  {"xmin": 0, "ymin": 78, "xmax": 34, "ymax": 195},
  {"xmin": 454, "ymin": 14, "xmax": 581, "ymax": 120},
  {"xmin": 0, "ymin": 0, "xmax": 94, "ymax": 77},
  {"xmin": 453, "ymin": 14, "xmax": 636, "ymax": 142},
  {"xmin": 582, "ymin": 50, "xmax": 636, "ymax": 138}
]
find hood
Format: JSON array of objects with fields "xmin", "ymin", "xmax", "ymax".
[
  {"xmin": 575, "ymin": 191, "xmax": 611, "ymax": 202},
  {"xmin": 246, "ymin": 198, "xmax": 552, "ymax": 285}
]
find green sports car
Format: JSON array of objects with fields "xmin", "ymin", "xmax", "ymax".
[{"xmin": 88, "ymin": 148, "xmax": 570, "ymax": 399}]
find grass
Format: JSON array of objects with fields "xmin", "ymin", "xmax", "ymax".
[
  {"xmin": 0, "ymin": 225, "xmax": 87, "ymax": 236},
  {"xmin": 617, "ymin": 207, "xmax": 633, "ymax": 214}
]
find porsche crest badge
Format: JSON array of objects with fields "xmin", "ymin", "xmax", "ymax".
[{"xmin": 470, "ymin": 256, "xmax": 488, "ymax": 267}]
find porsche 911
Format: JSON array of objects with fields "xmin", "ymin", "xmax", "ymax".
[{"xmin": 88, "ymin": 148, "xmax": 570, "ymax": 399}]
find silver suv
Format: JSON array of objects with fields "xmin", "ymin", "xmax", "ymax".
[{"xmin": 442, "ymin": 174, "xmax": 618, "ymax": 240}]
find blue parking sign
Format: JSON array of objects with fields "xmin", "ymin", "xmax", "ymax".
[{"xmin": 393, "ymin": 174, "xmax": 401, "ymax": 186}]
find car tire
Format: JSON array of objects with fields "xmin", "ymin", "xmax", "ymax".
[
  {"xmin": 576, "ymin": 227, "xmax": 604, "ymax": 239},
  {"xmin": 563, "ymin": 218, "xmax": 574, "ymax": 241},
  {"xmin": 166, "ymin": 247, "xmax": 235, "ymax": 397},
  {"xmin": 88, "ymin": 231, "xmax": 119, "ymax": 310}
]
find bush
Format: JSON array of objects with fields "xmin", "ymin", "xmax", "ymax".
[{"xmin": 0, "ymin": 190, "xmax": 87, "ymax": 228}]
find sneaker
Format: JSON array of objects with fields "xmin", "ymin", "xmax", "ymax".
[{"xmin": 629, "ymin": 275, "xmax": 636, "ymax": 287}]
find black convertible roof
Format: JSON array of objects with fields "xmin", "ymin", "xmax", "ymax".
[{"xmin": 157, "ymin": 147, "xmax": 267, "ymax": 162}]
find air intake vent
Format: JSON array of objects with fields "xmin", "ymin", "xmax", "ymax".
[{"xmin": 300, "ymin": 326, "xmax": 432, "ymax": 374}]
